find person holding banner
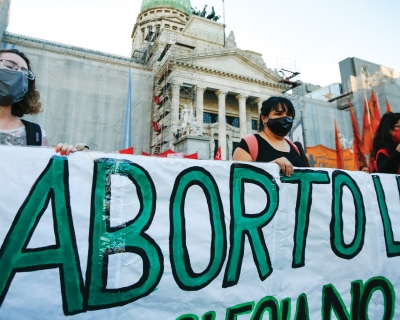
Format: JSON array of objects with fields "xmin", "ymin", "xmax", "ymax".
[
  {"xmin": 233, "ymin": 96, "xmax": 307, "ymax": 176},
  {"xmin": 0, "ymin": 49, "xmax": 75, "ymax": 154},
  {"xmin": 372, "ymin": 112, "xmax": 400, "ymax": 174}
]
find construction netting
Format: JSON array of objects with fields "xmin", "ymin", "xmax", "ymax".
[
  {"xmin": 307, "ymin": 144, "xmax": 356, "ymax": 171},
  {"xmin": 2, "ymin": 34, "xmax": 153, "ymax": 153}
]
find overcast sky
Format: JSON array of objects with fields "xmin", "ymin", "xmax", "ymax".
[{"xmin": 6, "ymin": 0, "xmax": 400, "ymax": 87}]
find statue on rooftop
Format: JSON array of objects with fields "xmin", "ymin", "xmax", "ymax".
[
  {"xmin": 226, "ymin": 31, "xmax": 237, "ymax": 49},
  {"xmin": 206, "ymin": 7, "xmax": 215, "ymax": 19},
  {"xmin": 191, "ymin": 5, "xmax": 220, "ymax": 21},
  {"xmin": 200, "ymin": 5, "xmax": 208, "ymax": 17},
  {"xmin": 191, "ymin": 6, "xmax": 200, "ymax": 15}
]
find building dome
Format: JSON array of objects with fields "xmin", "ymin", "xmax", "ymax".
[{"xmin": 140, "ymin": 0, "xmax": 192, "ymax": 16}]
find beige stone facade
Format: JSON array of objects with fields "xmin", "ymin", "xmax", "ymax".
[
  {"xmin": 131, "ymin": 5, "xmax": 286, "ymax": 159},
  {"xmin": 1, "ymin": 0, "xmax": 286, "ymax": 158},
  {"xmin": 1, "ymin": 32, "xmax": 153, "ymax": 152}
]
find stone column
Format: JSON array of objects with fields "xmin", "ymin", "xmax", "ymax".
[
  {"xmin": 227, "ymin": 135, "xmax": 233, "ymax": 160},
  {"xmin": 171, "ymin": 83, "xmax": 181, "ymax": 134},
  {"xmin": 0, "ymin": 0, "xmax": 11, "ymax": 41},
  {"xmin": 236, "ymin": 94, "xmax": 248, "ymax": 138},
  {"xmin": 209, "ymin": 138, "xmax": 215, "ymax": 160},
  {"xmin": 216, "ymin": 90, "xmax": 228, "ymax": 160},
  {"xmin": 246, "ymin": 106, "xmax": 253, "ymax": 133},
  {"xmin": 255, "ymin": 97, "xmax": 264, "ymax": 113},
  {"xmin": 196, "ymin": 86, "xmax": 206, "ymax": 133}
]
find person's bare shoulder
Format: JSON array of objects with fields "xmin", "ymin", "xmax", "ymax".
[{"xmin": 232, "ymin": 147, "xmax": 252, "ymax": 162}]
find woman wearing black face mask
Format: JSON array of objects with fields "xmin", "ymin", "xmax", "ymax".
[
  {"xmin": 0, "ymin": 49, "xmax": 76, "ymax": 154},
  {"xmin": 233, "ymin": 96, "xmax": 308, "ymax": 176},
  {"xmin": 371, "ymin": 112, "xmax": 400, "ymax": 174}
]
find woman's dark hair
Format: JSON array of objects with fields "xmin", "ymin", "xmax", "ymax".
[
  {"xmin": 293, "ymin": 141, "xmax": 310, "ymax": 167},
  {"xmin": 258, "ymin": 96, "xmax": 295, "ymax": 132},
  {"xmin": 371, "ymin": 112, "xmax": 400, "ymax": 158},
  {"xmin": 0, "ymin": 48, "xmax": 41, "ymax": 117}
]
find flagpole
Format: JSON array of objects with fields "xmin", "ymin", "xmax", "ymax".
[
  {"xmin": 364, "ymin": 92, "xmax": 371, "ymax": 124},
  {"xmin": 223, "ymin": 0, "xmax": 226, "ymax": 47},
  {"xmin": 300, "ymin": 111, "xmax": 307, "ymax": 148},
  {"xmin": 122, "ymin": 68, "xmax": 133, "ymax": 150},
  {"xmin": 376, "ymin": 91, "xmax": 380, "ymax": 114}
]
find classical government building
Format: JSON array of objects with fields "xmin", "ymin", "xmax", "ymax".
[{"xmin": 1, "ymin": 0, "xmax": 399, "ymax": 163}]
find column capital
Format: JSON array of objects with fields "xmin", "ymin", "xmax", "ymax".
[
  {"xmin": 235, "ymin": 93, "xmax": 248, "ymax": 102},
  {"xmin": 196, "ymin": 85, "xmax": 207, "ymax": 94},
  {"xmin": 255, "ymin": 97, "xmax": 264, "ymax": 113},
  {"xmin": 171, "ymin": 83, "xmax": 182, "ymax": 90},
  {"xmin": 215, "ymin": 90, "xmax": 228, "ymax": 98}
]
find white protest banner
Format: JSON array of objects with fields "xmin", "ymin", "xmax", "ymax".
[{"xmin": 0, "ymin": 146, "xmax": 399, "ymax": 319}]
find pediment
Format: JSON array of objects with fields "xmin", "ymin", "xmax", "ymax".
[{"xmin": 180, "ymin": 52, "xmax": 282, "ymax": 84}]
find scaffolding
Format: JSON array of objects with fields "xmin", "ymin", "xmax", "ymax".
[
  {"xmin": 276, "ymin": 57, "xmax": 307, "ymax": 147},
  {"xmin": 135, "ymin": 28, "xmax": 199, "ymax": 154}
]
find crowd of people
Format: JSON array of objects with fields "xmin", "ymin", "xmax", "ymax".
[{"xmin": 1, "ymin": 49, "xmax": 399, "ymax": 175}]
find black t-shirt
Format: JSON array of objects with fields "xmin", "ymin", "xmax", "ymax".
[
  {"xmin": 238, "ymin": 134, "xmax": 307, "ymax": 167},
  {"xmin": 376, "ymin": 149, "xmax": 400, "ymax": 173}
]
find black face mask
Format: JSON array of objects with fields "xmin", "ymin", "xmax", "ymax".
[
  {"xmin": 265, "ymin": 116, "xmax": 293, "ymax": 137},
  {"xmin": 0, "ymin": 68, "xmax": 28, "ymax": 106}
]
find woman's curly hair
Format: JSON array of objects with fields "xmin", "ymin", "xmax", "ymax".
[{"xmin": 0, "ymin": 49, "xmax": 42, "ymax": 117}]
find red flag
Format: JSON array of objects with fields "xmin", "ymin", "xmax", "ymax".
[
  {"xmin": 348, "ymin": 100, "xmax": 366, "ymax": 169},
  {"xmin": 141, "ymin": 150, "xmax": 198, "ymax": 159},
  {"xmin": 334, "ymin": 119, "xmax": 344, "ymax": 169},
  {"xmin": 184, "ymin": 152, "xmax": 198, "ymax": 159},
  {"xmin": 214, "ymin": 146, "xmax": 221, "ymax": 160},
  {"xmin": 119, "ymin": 146, "xmax": 134, "ymax": 154},
  {"xmin": 362, "ymin": 97, "xmax": 374, "ymax": 156},
  {"xmin": 386, "ymin": 99, "xmax": 392, "ymax": 113},
  {"xmin": 154, "ymin": 95, "xmax": 161, "ymax": 105},
  {"xmin": 362, "ymin": 97, "xmax": 375, "ymax": 172},
  {"xmin": 159, "ymin": 149, "xmax": 175, "ymax": 158},
  {"xmin": 152, "ymin": 121, "xmax": 160, "ymax": 132},
  {"xmin": 368, "ymin": 90, "xmax": 381, "ymax": 134}
]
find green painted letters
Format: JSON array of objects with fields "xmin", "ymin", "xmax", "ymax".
[
  {"xmin": 250, "ymin": 296, "xmax": 279, "ymax": 320},
  {"xmin": 294, "ymin": 293, "xmax": 309, "ymax": 320},
  {"xmin": 223, "ymin": 164, "xmax": 279, "ymax": 287},
  {"xmin": 372, "ymin": 175, "xmax": 400, "ymax": 257},
  {"xmin": 359, "ymin": 277, "xmax": 395, "ymax": 320},
  {"xmin": 0, "ymin": 156, "xmax": 84, "ymax": 315},
  {"xmin": 85, "ymin": 159, "xmax": 163, "ymax": 310},
  {"xmin": 225, "ymin": 301, "xmax": 254, "ymax": 320},
  {"xmin": 330, "ymin": 171, "xmax": 366, "ymax": 259},
  {"xmin": 170, "ymin": 167, "xmax": 226, "ymax": 290},
  {"xmin": 281, "ymin": 170, "xmax": 330, "ymax": 268},
  {"xmin": 322, "ymin": 283, "xmax": 350, "ymax": 319}
]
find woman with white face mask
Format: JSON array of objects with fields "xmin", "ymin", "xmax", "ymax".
[
  {"xmin": 233, "ymin": 96, "xmax": 308, "ymax": 177},
  {"xmin": 0, "ymin": 49, "xmax": 76, "ymax": 154}
]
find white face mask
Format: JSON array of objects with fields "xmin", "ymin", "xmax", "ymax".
[{"xmin": 0, "ymin": 68, "xmax": 29, "ymax": 106}]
